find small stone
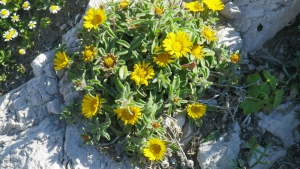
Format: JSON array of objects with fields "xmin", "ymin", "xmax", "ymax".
[
  {"xmin": 220, "ymin": 2, "xmax": 241, "ymax": 19},
  {"xmin": 217, "ymin": 27, "xmax": 243, "ymax": 53},
  {"xmin": 60, "ymin": 24, "xmax": 67, "ymax": 30}
]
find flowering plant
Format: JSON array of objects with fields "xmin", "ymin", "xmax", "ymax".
[{"xmin": 59, "ymin": 0, "xmax": 239, "ymax": 167}]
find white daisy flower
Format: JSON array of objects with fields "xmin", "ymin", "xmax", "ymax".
[
  {"xmin": 11, "ymin": 13, "xmax": 20, "ymax": 22},
  {"xmin": 49, "ymin": 5, "xmax": 60, "ymax": 13},
  {"xmin": 19, "ymin": 49, "xmax": 26, "ymax": 55},
  {"xmin": 28, "ymin": 21, "xmax": 36, "ymax": 29},
  {"xmin": 0, "ymin": 9, "xmax": 10, "ymax": 19},
  {"xmin": 0, "ymin": 0, "xmax": 7, "ymax": 5},
  {"xmin": 9, "ymin": 28, "xmax": 18, "ymax": 38},
  {"xmin": 22, "ymin": 1, "xmax": 30, "ymax": 10},
  {"xmin": 3, "ymin": 31, "xmax": 12, "ymax": 41}
]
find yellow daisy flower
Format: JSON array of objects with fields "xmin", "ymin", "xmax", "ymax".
[
  {"xmin": 191, "ymin": 45, "xmax": 205, "ymax": 60},
  {"xmin": 9, "ymin": 28, "xmax": 18, "ymax": 38},
  {"xmin": 130, "ymin": 61, "xmax": 155, "ymax": 86},
  {"xmin": 185, "ymin": 1, "xmax": 204, "ymax": 13},
  {"xmin": 154, "ymin": 6, "xmax": 164, "ymax": 16},
  {"xmin": 153, "ymin": 46, "xmax": 174, "ymax": 67},
  {"xmin": 82, "ymin": 45, "xmax": 97, "ymax": 62},
  {"xmin": 114, "ymin": 106, "xmax": 142, "ymax": 125},
  {"xmin": 119, "ymin": 0, "xmax": 129, "ymax": 10},
  {"xmin": 163, "ymin": 31, "xmax": 193, "ymax": 58},
  {"xmin": 201, "ymin": 26, "xmax": 217, "ymax": 42},
  {"xmin": 143, "ymin": 138, "xmax": 166, "ymax": 161},
  {"xmin": 11, "ymin": 13, "xmax": 20, "ymax": 22},
  {"xmin": 53, "ymin": 51, "xmax": 69, "ymax": 70},
  {"xmin": 28, "ymin": 21, "xmax": 36, "ymax": 29},
  {"xmin": 83, "ymin": 7, "xmax": 107, "ymax": 29},
  {"xmin": 202, "ymin": 0, "xmax": 224, "ymax": 12},
  {"xmin": 82, "ymin": 94, "xmax": 100, "ymax": 119},
  {"xmin": 230, "ymin": 53, "xmax": 240, "ymax": 63},
  {"xmin": 186, "ymin": 103, "xmax": 207, "ymax": 119}
]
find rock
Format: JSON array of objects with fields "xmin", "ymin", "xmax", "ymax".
[
  {"xmin": 248, "ymin": 146, "xmax": 286, "ymax": 169},
  {"xmin": 197, "ymin": 122, "xmax": 241, "ymax": 169},
  {"xmin": 181, "ymin": 121, "xmax": 194, "ymax": 145},
  {"xmin": 221, "ymin": 0, "xmax": 232, "ymax": 4},
  {"xmin": 228, "ymin": 0, "xmax": 300, "ymax": 52},
  {"xmin": 220, "ymin": 2, "xmax": 241, "ymax": 19},
  {"xmin": 256, "ymin": 102, "xmax": 300, "ymax": 148},
  {"xmin": 217, "ymin": 27, "xmax": 243, "ymax": 53},
  {"xmin": 30, "ymin": 50, "xmax": 55, "ymax": 77}
]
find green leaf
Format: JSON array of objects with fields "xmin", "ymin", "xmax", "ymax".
[
  {"xmin": 119, "ymin": 65, "xmax": 128, "ymax": 80},
  {"xmin": 194, "ymin": 118, "xmax": 203, "ymax": 127},
  {"xmin": 240, "ymin": 98, "xmax": 264, "ymax": 115},
  {"xmin": 129, "ymin": 36, "xmax": 143, "ymax": 50},
  {"xmin": 248, "ymin": 82, "xmax": 270, "ymax": 99},
  {"xmin": 273, "ymin": 89, "xmax": 284, "ymax": 108},
  {"xmin": 116, "ymin": 50, "xmax": 128, "ymax": 56},
  {"xmin": 263, "ymin": 70, "xmax": 277, "ymax": 91},
  {"xmin": 169, "ymin": 144, "xmax": 180, "ymax": 151},
  {"xmin": 246, "ymin": 73, "xmax": 261, "ymax": 85},
  {"xmin": 117, "ymin": 40, "xmax": 130, "ymax": 48}
]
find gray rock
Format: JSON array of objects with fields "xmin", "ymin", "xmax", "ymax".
[
  {"xmin": 44, "ymin": 63, "xmax": 57, "ymax": 79},
  {"xmin": 197, "ymin": 122, "xmax": 241, "ymax": 169},
  {"xmin": 256, "ymin": 103, "xmax": 300, "ymax": 147},
  {"xmin": 233, "ymin": 0, "xmax": 249, "ymax": 6},
  {"xmin": 220, "ymin": 2, "xmax": 241, "ymax": 19},
  {"xmin": 221, "ymin": 0, "xmax": 232, "ymax": 4},
  {"xmin": 46, "ymin": 98, "xmax": 63, "ymax": 114},
  {"xmin": 217, "ymin": 27, "xmax": 243, "ymax": 53},
  {"xmin": 31, "ymin": 50, "xmax": 55, "ymax": 77},
  {"xmin": 46, "ymin": 77, "xmax": 59, "ymax": 95}
]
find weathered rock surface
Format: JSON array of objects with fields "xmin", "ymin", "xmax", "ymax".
[
  {"xmin": 256, "ymin": 102, "xmax": 300, "ymax": 148},
  {"xmin": 228, "ymin": 0, "xmax": 300, "ymax": 53},
  {"xmin": 197, "ymin": 122, "xmax": 241, "ymax": 169}
]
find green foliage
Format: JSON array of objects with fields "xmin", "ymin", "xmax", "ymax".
[
  {"xmin": 231, "ymin": 136, "xmax": 271, "ymax": 169},
  {"xmin": 240, "ymin": 70, "xmax": 283, "ymax": 114}
]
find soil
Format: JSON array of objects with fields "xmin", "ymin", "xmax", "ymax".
[{"xmin": 1, "ymin": 1, "xmax": 300, "ymax": 168}]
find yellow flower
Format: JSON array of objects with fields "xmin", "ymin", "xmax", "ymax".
[
  {"xmin": 155, "ymin": 6, "xmax": 164, "ymax": 15},
  {"xmin": 49, "ymin": 5, "xmax": 61, "ymax": 13},
  {"xmin": 82, "ymin": 94, "xmax": 100, "ymax": 119},
  {"xmin": 100, "ymin": 53, "xmax": 118, "ymax": 71},
  {"xmin": 0, "ymin": 0, "xmax": 7, "ymax": 5},
  {"xmin": 230, "ymin": 53, "xmax": 239, "ymax": 63},
  {"xmin": 82, "ymin": 45, "xmax": 97, "ymax": 62},
  {"xmin": 54, "ymin": 51, "xmax": 69, "ymax": 70},
  {"xmin": 201, "ymin": 26, "xmax": 217, "ymax": 42},
  {"xmin": 19, "ymin": 49, "xmax": 26, "ymax": 55},
  {"xmin": 143, "ymin": 138, "xmax": 166, "ymax": 161},
  {"xmin": 153, "ymin": 46, "xmax": 174, "ymax": 67},
  {"xmin": 9, "ymin": 28, "xmax": 18, "ymax": 38},
  {"xmin": 83, "ymin": 7, "xmax": 106, "ymax": 29},
  {"xmin": 191, "ymin": 45, "xmax": 205, "ymax": 60},
  {"xmin": 163, "ymin": 31, "xmax": 192, "ymax": 58},
  {"xmin": 131, "ymin": 61, "xmax": 155, "ymax": 86},
  {"xmin": 119, "ymin": 0, "xmax": 129, "ymax": 10},
  {"xmin": 114, "ymin": 106, "xmax": 142, "ymax": 125},
  {"xmin": 0, "ymin": 9, "xmax": 10, "ymax": 19},
  {"xmin": 22, "ymin": 1, "xmax": 30, "ymax": 10},
  {"xmin": 186, "ymin": 103, "xmax": 207, "ymax": 119},
  {"xmin": 3, "ymin": 31, "xmax": 12, "ymax": 41},
  {"xmin": 185, "ymin": 1, "xmax": 204, "ymax": 13},
  {"xmin": 11, "ymin": 13, "xmax": 20, "ymax": 22},
  {"xmin": 202, "ymin": 0, "xmax": 224, "ymax": 12}
]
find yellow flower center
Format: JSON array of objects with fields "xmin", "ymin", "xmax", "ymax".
[
  {"xmin": 5, "ymin": 34, "xmax": 11, "ymax": 39},
  {"xmin": 157, "ymin": 54, "xmax": 169, "ymax": 62},
  {"xmin": 123, "ymin": 109, "xmax": 134, "ymax": 120},
  {"xmin": 150, "ymin": 144, "xmax": 161, "ymax": 154},
  {"xmin": 24, "ymin": 3, "xmax": 29, "ymax": 8},
  {"xmin": 92, "ymin": 14, "xmax": 102, "ymax": 25},
  {"xmin": 104, "ymin": 57, "xmax": 115, "ymax": 67},
  {"xmin": 51, "ymin": 6, "xmax": 57, "ymax": 10},
  {"xmin": 9, "ymin": 30, "xmax": 15, "ymax": 35},
  {"xmin": 1, "ymin": 10, "xmax": 7, "ymax": 16},
  {"xmin": 90, "ymin": 99, "xmax": 99, "ymax": 112},
  {"xmin": 13, "ymin": 16, "xmax": 18, "ymax": 20},
  {"xmin": 155, "ymin": 7, "xmax": 163, "ymax": 15},
  {"xmin": 172, "ymin": 41, "xmax": 182, "ymax": 52},
  {"xmin": 204, "ymin": 30, "xmax": 213, "ymax": 38},
  {"xmin": 137, "ymin": 68, "xmax": 148, "ymax": 77},
  {"xmin": 191, "ymin": 105, "xmax": 201, "ymax": 113}
]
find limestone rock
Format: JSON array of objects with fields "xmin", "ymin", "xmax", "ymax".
[
  {"xmin": 256, "ymin": 102, "xmax": 300, "ymax": 147},
  {"xmin": 220, "ymin": 2, "xmax": 241, "ymax": 19},
  {"xmin": 217, "ymin": 27, "xmax": 243, "ymax": 53},
  {"xmin": 197, "ymin": 122, "xmax": 241, "ymax": 169}
]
